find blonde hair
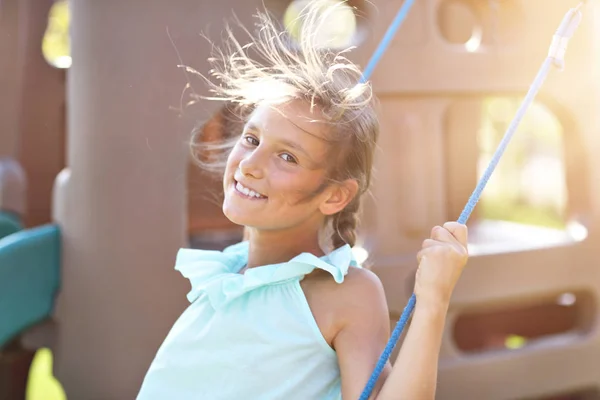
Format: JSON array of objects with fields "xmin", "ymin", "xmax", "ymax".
[{"xmin": 187, "ymin": 0, "xmax": 379, "ymax": 249}]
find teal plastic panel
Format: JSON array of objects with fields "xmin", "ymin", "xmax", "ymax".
[{"xmin": 0, "ymin": 224, "xmax": 61, "ymax": 347}]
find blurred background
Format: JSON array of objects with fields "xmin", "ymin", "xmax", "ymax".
[{"xmin": 1, "ymin": 0, "xmax": 600, "ymax": 399}]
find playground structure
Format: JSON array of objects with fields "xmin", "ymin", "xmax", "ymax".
[{"xmin": 1, "ymin": 0, "xmax": 600, "ymax": 399}]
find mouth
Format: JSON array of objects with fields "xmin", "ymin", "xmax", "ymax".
[{"xmin": 233, "ymin": 180, "xmax": 267, "ymax": 200}]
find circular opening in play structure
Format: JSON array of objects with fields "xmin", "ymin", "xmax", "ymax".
[
  {"xmin": 283, "ymin": 0, "xmax": 360, "ymax": 49},
  {"xmin": 437, "ymin": 0, "xmax": 483, "ymax": 52}
]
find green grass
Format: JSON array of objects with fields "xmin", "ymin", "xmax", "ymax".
[{"xmin": 479, "ymin": 198, "xmax": 565, "ymax": 230}]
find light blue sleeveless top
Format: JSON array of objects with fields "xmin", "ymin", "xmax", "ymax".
[{"xmin": 137, "ymin": 241, "xmax": 358, "ymax": 400}]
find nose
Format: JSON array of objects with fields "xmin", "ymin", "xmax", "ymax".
[{"xmin": 239, "ymin": 150, "xmax": 265, "ymax": 179}]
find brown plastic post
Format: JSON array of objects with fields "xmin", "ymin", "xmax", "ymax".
[{"xmin": 52, "ymin": 0, "xmax": 270, "ymax": 398}]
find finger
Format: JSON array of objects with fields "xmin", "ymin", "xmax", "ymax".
[
  {"xmin": 418, "ymin": 239, "xmax": 444, "ymax": 263},
  {"xmin": 431, "ymin": 226, "xmax": 467, "ymax": 257},
  {"xmin": 421, "ymin": 238, "xmax": 439, "ymax": 249},
  {"xmin": 442, "ymin": 221, "xmax": 468, "ymax": 245},
  {"xmin": 416, "ymin": 250, "xmax": 430, "ymax": 264},
  {"xmin": 431, "ymin": 225, "xmax": 458, "ymax": 244}
]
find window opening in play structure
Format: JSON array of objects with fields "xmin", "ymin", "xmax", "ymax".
[
  {"xmin": 452, "ymin": 289, "xmax": 595, "ymax": 370},
  {"xmin": 472, "ymin": 97, "xmax": 588, "ymax": 253},
  {"xmin": 188, "ymin": 107, "xmax": 245, "ymax": 251},
  {"xmin": 283, "ymin": 0, "xmax": 359, "ymax": 49},
  {"xmin": 42, "ymin": 0, "xmax": 71, "ymax": 69},
  {"xmin": 437, "ymin": 0, "xmax": 483, "ymax": 52},
  {"xmin": 478, "ymin": 98, "xmax": 566, "ymax": 229}
]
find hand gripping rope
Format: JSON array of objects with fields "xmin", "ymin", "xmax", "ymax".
[{"xmin": 358, "ymin": 2, "xmax": 588, "ymax": 399}]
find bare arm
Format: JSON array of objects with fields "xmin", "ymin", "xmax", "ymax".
[
  {"xmin": 375, "ymin": 301, "xmax": 448, "ymax": 400},
  {"xmin": 335, "ymin": 276, "xmax": 448, "ymax": 400},
  {"xmin": 378, "ymin": 222, "xmax": 468, "ymax": 399},
  {"xmin": 333, "ymin": 269, "xmax": 392, "ymax": 400},
  {"xmin": 336, "ymin": 222, "xmax": 468, "ymax": 400}
]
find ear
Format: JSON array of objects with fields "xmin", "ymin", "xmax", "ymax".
[{"xmin": 319, "ymin": 179, "xmax": 359, "ymax": 216}]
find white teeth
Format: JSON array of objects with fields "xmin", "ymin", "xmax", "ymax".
[{"xmin": 235, "ymin": 181, "xmax": 264, "ymax": 198}]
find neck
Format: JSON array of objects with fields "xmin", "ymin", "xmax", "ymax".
[{"xmin": 244, "ymin": 223, "xmax": 325, "ymax": 269}]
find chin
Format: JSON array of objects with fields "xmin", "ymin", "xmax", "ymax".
[{"xmin": 222, "ymin": 200, "xmax": 258, "ymax": 228}]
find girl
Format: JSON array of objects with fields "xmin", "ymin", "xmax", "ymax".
[{"xmin": 138, "ymin": 3, "xmax": 469, "ymax": 399}]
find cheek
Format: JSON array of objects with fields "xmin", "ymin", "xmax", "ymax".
[
  {"xmin": 270, "ymin": 171, "xmax": 326, "ymax": 204},
  {"xmin": 224, "ymin": 144, "xmax": 244, "ymax": 174},
  {"xmin": 270, "ymin": 174, "xmax": 297, "ymax": 200}
]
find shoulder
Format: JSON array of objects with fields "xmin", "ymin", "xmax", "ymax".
[
  {"xmin": 337, "ymin": 266, "xmax": 389, "ymax": 323},
  {"xmin": 300, "ymin": 264, "xmax": 389, "ymax": 347},
  {"xmin": 343, "ymin": 266, "xmax": 386, "ymax": 296},
  {"xmin": 306, "ymin": 265, "xmax": 388, "ymax": 328},
  {"xmin": 304, "ymin": 265, "xmax": 386, "ymax": 304}
]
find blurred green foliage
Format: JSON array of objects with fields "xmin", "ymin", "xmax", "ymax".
[
  {"xmin": 42, "ymin": 0, "xmax": 70, "ymax": 68},
  {"xmin": 478, "ymin": 97, "xmax": 566, "ymax": 229}
]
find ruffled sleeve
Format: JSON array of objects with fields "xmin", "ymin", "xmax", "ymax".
[
  {"xmin": 174, "ymin": 242, "xmax": 359, "ymax": 308},
  {"xmin": 174, "ymin": 242, "xmax": 249, "ymax": 303}
]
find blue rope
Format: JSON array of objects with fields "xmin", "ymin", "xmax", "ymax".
[
  {"xmin": 360, "ymin": 0, "xmax": 416, "ymax": 82},
  {"xmin": 358, "ymin": 2, "xmax": 585, "ymax": 399}
]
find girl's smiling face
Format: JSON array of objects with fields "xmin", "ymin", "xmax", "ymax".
[{"xmin": 222, "ymin": 100, "xmax": 354, "ymax": 232}]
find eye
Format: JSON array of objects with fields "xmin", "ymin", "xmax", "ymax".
[
  {"xmin": 243, "ymin": 135, "xmax": 259, "ymax": 146},
  {"xmin": 279, "ymin": 153, "xmax": 298, "ymax": 164}
]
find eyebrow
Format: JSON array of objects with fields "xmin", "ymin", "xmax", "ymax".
[{"xmin": 244, "ymin": 122, "xmax": 315, "ymax": 162}]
